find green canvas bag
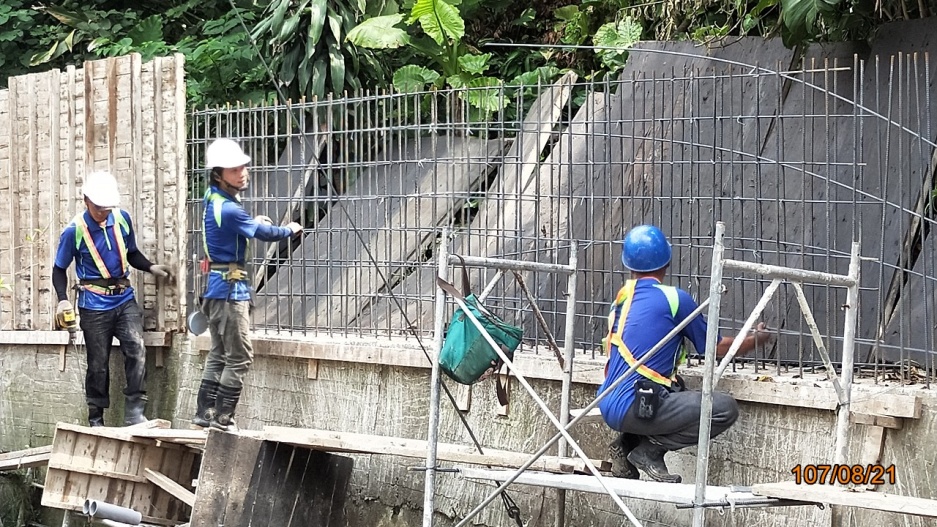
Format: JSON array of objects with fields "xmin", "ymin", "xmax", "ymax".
[{"xmin": 436, "ymin": 257, "xmax": 524, "ymax": 403}]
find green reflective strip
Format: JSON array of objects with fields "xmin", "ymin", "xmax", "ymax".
[
  {"xmin": 654, "ymin": 284, "xmax": 680, "ymax": 318},
  {"xmin": 202, "ymin": 190, "xmax": 228, "ymax": 262}
]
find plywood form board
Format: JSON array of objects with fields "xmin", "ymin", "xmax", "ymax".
[
  {"xmin": 255, "ymin": 135, "xmax": 505, "ymax": 330},
  {"xmin": 41, "ymin": 423, "xmax": 195, "ymax": 523},
  {"xmin": 0, "ymin": 53, "xmax": 185, "ymax": 332},
  {"xmin": 190, "ymin": 429, "xmax": 264, "ymax": 526},
  {"xmin": 357, "ymin": 73, "xmax": 577, "ymax": 333}
]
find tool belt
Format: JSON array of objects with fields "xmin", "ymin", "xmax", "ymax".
[
  {"xmin": 79, "ymin": 277, "xmax": 131, "ymax": 296},
  {"xmin": 207, "ymin": 262, "xmax": 248, "ymax": 282}
]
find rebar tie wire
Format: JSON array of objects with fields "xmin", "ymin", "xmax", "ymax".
[{"xmin": 227, "ymin": 2, "xmax": 526, "ymax": 523}]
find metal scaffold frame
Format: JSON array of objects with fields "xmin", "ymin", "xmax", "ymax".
[{"xmin": 421, "ymin": 222, "xmax": 898, "ymax": 527}]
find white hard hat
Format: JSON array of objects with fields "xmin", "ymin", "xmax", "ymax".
[
  {"xmin": 82, "ymin": 171, "xmax": 121, "ymax": 208},
  {"xmin": 206, "ymin": 139, "xmax": 251, "ymax": 169}
]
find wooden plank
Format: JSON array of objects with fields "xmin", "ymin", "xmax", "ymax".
[
  {"xmin": 144, "ymin": 468, "xmax": 195, "ymax": 507},
  {"xmin": 39, "ymin": 498, "xmax": 179, "ymax": 526},
  {"xmin": 0, "ymin": 330, "xmax": 171, "ymax": 346},
  {"xmin": 61, "ymin": 431, "xmax": 99, "ymax": 506},
  {"xmin": 858, "ymin": 425, "xmax": 887, "ymax": 491},
  {"xmin": 152, "ymin": 435, "xmax": 184, "ymax": 518},
  {"xmin": 307, "ymin": 359, "xmax": 318, "ymax": 379},
  {"xmin": 129, "ymin": 444, "xmax": 163, "ymax": 515},
  {"xmin": 262, "ymin": 427, "xmax": 609, "ymax": 473},
  {"xmin": 87, "ymin": 436, "xmax": 121, "ymax": 506},
  {"xmin": 42, "ymin": 429, "xmax": 78, "ymax": 505},
  {"xmin": 0, "ymin": 445, "xmax": 52, "ymax": 469},
  {"xmin": 46, "ymin": 459, "xmax": 149, "ymax": 484},
  {"xmin": 851, "ymin": 412, "xmax": 903, "ymax": 429},
  {"xmin": 461, "ymin": 468, "xmax": 769, "ymax": 506},
  {"xmin": 752, "ymin": 481, "xmax": 937, "ymax": 518},
  {"xmin": 129, "ymin": 429, "xmax": 208, "ymax": 445},
  {"xmin": 189, "ymin": 429, "xmax": 265, "ymax": 527}
]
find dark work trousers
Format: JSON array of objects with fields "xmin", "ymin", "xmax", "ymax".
[
  {"xmin": 620, "ymin": 389, "xmax": 739, "ymax": 451},
  {"xmin": 79, "ymin": 299, "xmax": 147, "ymax": 409},
  {"xmin": 201, "ymin": 298, "xmax": 253, "ymax": 390}
]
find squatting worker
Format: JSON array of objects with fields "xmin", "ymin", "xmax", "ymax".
[
  {"xmin": 192, "ymin": 138, "xmax": 302, "ymax": 432},
  {"xmin": 599, "ymin": 225, "xmax": 771, "ymax": 483},
  {"xmin": 52, "ymin": 171, "xmax": 173, "ymax": 427}
]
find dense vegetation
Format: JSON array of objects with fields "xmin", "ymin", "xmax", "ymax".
[{"xmin": 1, "ymin": 0, "xmax": 929, "ymax": 109}]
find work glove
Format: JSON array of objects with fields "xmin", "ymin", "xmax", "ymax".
[
  {"xmin": 254, "ymin": 215, "xmax": 273, "ymax": 226},
  {"xmin": 286, "ymin": 222, "xmax": 303, "ymax": 235},
  {"xmin": 150, "ymin": 264, "xmax": 173, "ymax": 279},
  {"xmin": 55, "ymin": 300, "xmax": 73, "ymax": 317}
]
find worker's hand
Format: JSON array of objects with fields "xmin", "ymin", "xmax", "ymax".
[
  {"xmin": 752, "ymin": 322, "xmax": 773, "ymax": 345},
  {"xmin": 55, "ymin": 300, "xmax": 73, "ymax": 317},
  {"xmin": 254, "ymin": 215, "xmax": 273, "ymax": 226},
  {"xmin": 286, "ymin": 222, "xmax": 303, "ymax": 235},
  {"xmin": 150, "ymin": 264, "xmax": 173, "ymax": 279}
]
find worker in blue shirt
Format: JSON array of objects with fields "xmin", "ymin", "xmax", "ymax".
[
  {"xmin": 52, "ymin": 171, "xmax": 173, "ymax": 427},
  {"xmin": 192, "ymin": 138, "xmax": 302, "ymax": 432},
  {"xmin": 599, "ymin": 225, "xmax": 769, "ymax": 483}
]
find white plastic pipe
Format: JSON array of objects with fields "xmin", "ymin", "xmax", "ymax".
[{"xmin": 82, "ymin": 499, "xmax": 141, "ymax": 525}]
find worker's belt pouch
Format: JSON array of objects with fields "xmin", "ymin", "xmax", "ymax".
[
  {"xmin": 435, "ymin": 257, "xmax": 523, "ymax": 397},
  {"xmin": 634, "ymin": 379, "xmax": 662, "ymax": 420}
]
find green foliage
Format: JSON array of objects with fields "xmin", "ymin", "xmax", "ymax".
[
  {"xmin": 251, "ymin": 0, "xmax": 387, "ymax": 101},
  {"xmin": 593, "ymin": 16, "xmax": 642, "ymax": 72}
]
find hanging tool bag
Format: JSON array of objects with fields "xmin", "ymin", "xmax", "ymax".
[{"xmin": 435, "ymin": 257, "xmax": 524, "ymax": 403}]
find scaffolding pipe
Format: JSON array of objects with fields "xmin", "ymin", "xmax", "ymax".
[
  {"xmin": 713, "ymin": 278, "xmax": 782, "ymax": 383},
  {"xmin": 448, "ymin": 254, "xmax": 576, "ymax": 275},
  {"xmin": 422, "ymin": 228, "xmax": 451, "ymax": 527},
  {"xmin": 446, "ymin": 291, "xmax": 644, "ymax": 527},
  {"xmin": 723, "ymin": 259, "xmax": 856, "ymax": 287},
  {"xmin": 790, "ymin": 281, "xmax": 847, "ymax": 404},
  {"xmin": 454, "ymin": 297, "xmax": 712, "ymax": 527},
  {"xmin": 833, "ymin": 242, "xmax": 861, "ymax": 466},
  {"xmin": 555, "ymin": 241, "xmax": 578, "ymax": 527},
  {"xmin": 693, "ymin": 221, "xmax": 727, "ymax": 527}
]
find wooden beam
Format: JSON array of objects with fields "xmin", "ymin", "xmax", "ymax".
[
  {"xmin": 850, "ymin": 412, "xmax": 903, "ymax": 429},
  {"xmin": 129, "ymin": 429, "xmax": 208, "ymax": 445},
  {"xmin": 0, "ymin": 330, "xmax": 171, "ymax": 347},
  {"xmin": 0, "ymin": 445, "xmax": 52, "ymax": 471},
  {"xmin": 858, "ymin": 425, "xmax": 887, "ymax": 491},
  {"xmin": 752, "ymin": 481, "xmax": 937, "ymax": 518},
  {"xmin": 144, "ymin": 468, "xmax": 196, "ymax": 507},
  {"xmin": 262, "ymin": 427, "xmax": 610, "ymax": 473}
]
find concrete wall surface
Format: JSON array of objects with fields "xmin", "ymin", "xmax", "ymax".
[{"xmin": 172, "ymin": 337, "xmax": 936, "ymax": 527}]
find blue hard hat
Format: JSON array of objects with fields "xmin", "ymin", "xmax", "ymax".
[{"xmin": 622, "ymin": 225, "xmax": 672, "ymax": 272}]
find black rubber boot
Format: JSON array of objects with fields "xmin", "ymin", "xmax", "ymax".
[
  {"xmin": 192, "ymin": 379, "xmax": 220, "ymax": 428},
  {"xmin": 88, "ymin": 406, "xmax": 105, "ymax": 427},
  {"xmin": 210, "ymin": 385, "xmax": 240, "ymax": 432},
  {"xmin": 608, "ymin": 433, "xmax": 640, "ymax": 479},
  {"xmin": 124, "ymin": 394, "xmax": 148, "ymax": 426},
  {"xmin": 627, "ymin": 439, "xmax": 682, "ymax": 483}
]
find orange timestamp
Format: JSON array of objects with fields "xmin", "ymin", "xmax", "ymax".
[{"xmin": 791, "ymin": 464, "xmax": 896, "ymax": 486}]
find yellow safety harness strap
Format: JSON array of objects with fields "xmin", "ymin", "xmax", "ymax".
[
  {"xmin": 73, "ymin": 211, "xmax": 130, "ymax": 285},
  {"xmin": 604, "ymin": 279, "xmax": 679, "ymax": 387}
]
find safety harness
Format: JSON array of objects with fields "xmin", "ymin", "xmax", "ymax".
[
  {"xmin": 73, "ymin": 210, "xmax": 131, "ymax": 296},
  {"xmin": 603, "ymin": 279, "xmax": 687, "ymax": 387}
]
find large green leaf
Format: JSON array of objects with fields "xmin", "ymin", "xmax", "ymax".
[
  {"xmin": 40, "ymin": 5, "xmax": 91, "ymax": 30},
  {"xmin": 346, "ymin": 14, "xmax": 409, "ymax": 49},
  {"xmin": 393, "ymin": 64, "xmax": 440, "ymax": 93},
  {"xmin": 460, "ymin": 76, "xmax": 504, "ymax": 112},
  {"xmin": 327, "ymin": 35, "xmax": 345, "ymax": 94},
  {"xmin": 457, "ymin": 53, "xmax": 490, "ymax": 75},
  {"xmin": 593, "ymin": 17, "xmax": 642, "ymax": 69},
  {"xmin": 312, "ymin": 56, "xmax": 328, "ymax": 99},
  {"xmin": 411, "ymin": 0, "xmax": 464, "ymax": 44},
  {"xmin": 780, "ymin": 0, "xmax": 840, "ymax": 45},
  {"xmin": 127, "ymin": 16, "xmax": 163, "ymax": 46},
  {"xmin": 308, "ymin": 0, "xmax": 328, "ymax": 44},
  {"xmin": 276, "ymin": 13, "xmax": 302, "ymax": 45}
]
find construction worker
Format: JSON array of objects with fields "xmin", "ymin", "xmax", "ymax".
[
  {"xmin": 600, "ymin": 225, "xmax": 770, "ymax": 483},
  {"xmin": 52, "ymin": 171, "xmax": 173, "ymax": 427},
  {"xmin": 192, "ymin": 138, "xmax": 302, "ymax": 431}
]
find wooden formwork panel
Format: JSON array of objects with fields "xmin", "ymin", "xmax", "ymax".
[{"xmin": 41, "ymin": 423, "xmax": 198, "ymax": 525}]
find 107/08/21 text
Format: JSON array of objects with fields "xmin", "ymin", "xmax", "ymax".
[{"xmin": 791, "ymin": 464, "xmax": 896, "ymax": 485}]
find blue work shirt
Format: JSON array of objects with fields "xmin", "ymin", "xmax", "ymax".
[
  {"xmin": 202, "ymin": 185, "xmax": 293, "ymax": 301},
  {"xmin": 54, "ymin": 209, "xmax": 138, "ymax": 311},
  {"xmin": 598, "ymin": 277, "xmax": 715, "ymax": 431}
]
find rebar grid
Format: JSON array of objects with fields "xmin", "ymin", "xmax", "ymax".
[{"xmin": 186, "ymin": 52, "xmax": 937, "ymax": 385}]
